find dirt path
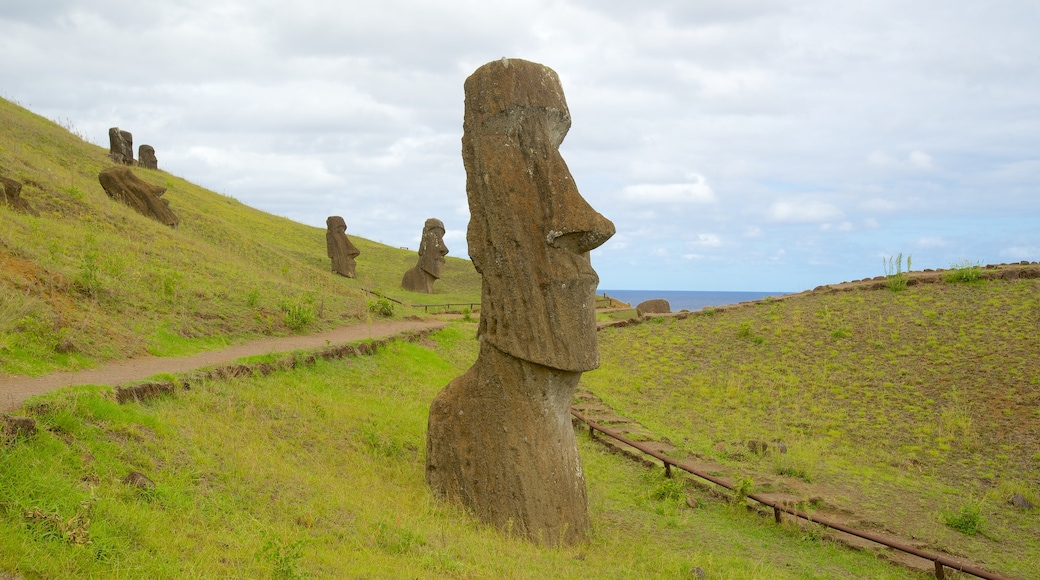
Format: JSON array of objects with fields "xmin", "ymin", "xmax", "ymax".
[{"xmin": 1, "ymin": 319, "xmax": 448, "ymax": 413}]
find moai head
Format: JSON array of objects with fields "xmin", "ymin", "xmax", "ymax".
[
  {"xmin": 462, "ymin": 58, "xmax": 615, "ymax": 372},
  {"xmin": 417, "ymin": 218, "xmax": 449, "ymax": 279},
  {"xmin": 139, "ymin": 145, "xmax": 158, "ymax": 169}
]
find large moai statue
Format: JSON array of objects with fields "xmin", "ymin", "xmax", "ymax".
[
  {"xmin": 326, "ymin": 216, "xmax": 361, "ymax": 278},
  {"xmin": 400, "ymin": 218, "xmax": 449, "ymax": 293},
  {"xmin": 98, "ymin": 166, "xmax": 179, "ymax": 227},
  {"xmin": 425, "ymin": 58, "xmax": 615, "ymax": 545},
  {"xmin": 108, "ymin": 127, "xmax": 134, "ymax": 165},
  {"xmin": 138, "ymin": 145, "xmax": 158, "ymax": 169}
]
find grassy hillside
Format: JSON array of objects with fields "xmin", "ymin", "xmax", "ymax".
[
  {"xmin": 0, "ymin": 324, "xmax": 917, "ymax": 579},
  {"xmin": 0, "ymin": 96, "xmax": 480, "ymax": 377},
  {"xmin": 585, "ymin": 270, "xmax": 1040, "ymax": 578}
]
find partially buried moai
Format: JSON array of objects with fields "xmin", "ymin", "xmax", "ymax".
[
  {"xmin": 326, "ymin": 216, "xmax": 360, "ymax": 278},
  {"xmin": 425, "ymin": 58, "xmax": 615, "ymax": 545},
  {"xmin": 138, "ymin": 145, "xmax": 158, "ymax": 170},
  {"xmin": 400, "ymin": 218, "xmax": 449, "ymax": 293}
]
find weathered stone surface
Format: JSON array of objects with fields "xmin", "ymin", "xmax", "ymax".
[
  {"xmin": 0, "ymin": 177, "xmax": 38, "ymax": 216},
  {"xmin": 426, "ymin": 58, "xmax": 615, "ymax": 546},
  {"xmin": 636, "ymin": 298, "xmax": 671, "ymax": 316},
  {"xmin": 122, "ymin": 471, "xmax": 155, "ymax": 490},
  {"xmin": 326, "ymin": 216, "xmax": 360, "ymax": 278},
  {"xmin": 1009, "ymin": 493, "xmax": 1035, "ymax": 510},
  {"xmin": 108, "ymin": 127, "xmax": 134, "ymax": 165},
  {"xmin": 138, "ymin": 144, "xmax": 158, "ymax": 169},
  {"xmin": 401, "ymin": 218, "xmax": 448, "ymax": 293},
  {"xmin": 98, "ymin": 166, "xmax": 179, "ymax": 227}
]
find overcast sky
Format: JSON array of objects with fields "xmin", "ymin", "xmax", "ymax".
[{"xmin": 3, "ymin": 1, "xmax": 1038, "ymax": 291}]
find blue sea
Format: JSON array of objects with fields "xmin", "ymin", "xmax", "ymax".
[{"xmin": 599, "ymin": 289, "xmax": 789, "ymax": 312}]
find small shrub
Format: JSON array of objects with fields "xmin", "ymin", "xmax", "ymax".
[
  {"xmin": 256, "ymin": 532, "xmax": 305, "ymax": 580},
  {"xmin": 942, "ymin": 501, "xmax": 984, "ymax": 535},
  {"xmin": 280, "ymin": 293, "xmax": 316, "ymax": 332},
  {"xmin": 74, "ymin": 251, "xmax": 102, "ymax": 297},
  {"xmin": 944, "ymin": 260, "xmax": 984, "ymax": 284},
  {"xmin": 368, "ymin": 298, "xmax": 395, "ymax": 318}
]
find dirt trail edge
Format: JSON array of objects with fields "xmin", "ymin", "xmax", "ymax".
[{"xmin": 1, "ymin": 319, "xmax": 448, "ymax": 413}]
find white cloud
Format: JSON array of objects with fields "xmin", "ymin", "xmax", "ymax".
[
  {"xmin": 909, "ymin": 151, "xmax": 934, "ymax": 170},
  {"xmin": 916, "ymin": 236, "xmax": 948, "ymax": 248},
  {"xmin": 767, "ymin": 201, "xmax": 843, "ymax": 223},
  {"xmin": 619, "ymin": 175, "xmax": 716, "ymax": 204},
  {"xmin": 688, "ymin": 233, "xmax": 722, "ymax": 248}
]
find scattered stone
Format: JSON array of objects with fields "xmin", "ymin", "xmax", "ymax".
[
  {"xmin": 401, "ymin": 218, "xmax": 449, "ymax": 293},
  {"xmin": 0, "ymin": 176, "xmax": 39, "ymax": 216},
  {"xmin": 427, "ymin": 58, "xmax": 615, "ymax": 546},
  {"xmin": 325, "ymin": 216, "xmax": 361, "ymax": 278},
  {"xmin": 747, "ymin": 440, "xmax": 769, "ymax": 455},
  {"xmin": 138, "ymin": 144, "xmax": 158, "ymax": 169},
  {"xmin": 1, "ymin": 415, "xmax": 37, "ymax": 438},
  {"xmin": 122, "ymin": 471, "xmax": 155, "ymax": 490},
  {"xmin": 1009, "ymin": 493, "xmax": 1035, "ymax": 510},
  {"xmin": 691, "ymin": 566, "xmax": 707, "ymax": 579},
  {"xmin": 98, "ymin": 166, "xmax": 179, "ymax": 227},
  {"xmin": 636, "ymin": 298, "xmax": 671, "ymax": 317}
]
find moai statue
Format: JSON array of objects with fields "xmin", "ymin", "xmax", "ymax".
[
  {"xmin": 107, "ymin": 127, "xmax": 134, "ymax": 165},
  {"xmin": 98, "ymin": 166, "xmax": 179, "ymax": 227},
  {"xmin": 139, "ymin": 145, "xmax": 158, "ymax": 169},
  {"xmin": 326, "ymin": 216, "xmax": 361, "ymax": 278},
  {"xmin": 400, "ymin": 218, "xmax": 449, "ymax": 293},
  {"xmin": 425, "ymin": 58, "xmax": 615, "ymax": 546},
  {"xmin": 0, "ymin": 177, "xmax": 39, "ymax": 216}
]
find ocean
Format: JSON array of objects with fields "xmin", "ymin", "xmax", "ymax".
[{"xmin": 599, "ymin": 289, "xmax": 789, "ymax": 312}]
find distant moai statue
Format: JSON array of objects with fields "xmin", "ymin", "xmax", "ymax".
[
  {"xmin": 326, "ymin": 216, "xmax": 361, "ymax": 278},
  {"xmin": 400, "ymin": 218, "xmax": 449, "ymax": 293},
  {"xmin": 425, "ymin": 58, "xmax": 615, "ymax": 546},
  {"xmin": 0, "ymin": 176, "xmax": 39, "ymax": 216},
  {"xmin": 138, "ymin": 145, "xmax": 158, "ymax": 169},
  {"xmin": 98, "ymin": 166, "xmax": 178, "ymax": 227},
  {"xmin": 108, "ymin": 127, "xmax": 134, "ymax": 165}
]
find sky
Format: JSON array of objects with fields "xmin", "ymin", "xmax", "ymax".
[{"xmin": 2, "ymin": 1, "xmax": 1038, "ymax": 292}]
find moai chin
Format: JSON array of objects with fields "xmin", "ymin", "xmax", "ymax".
[
  {"xmin": 425, "ymin": 58, "xmax": 615, "ymax": 546},
  {"xmin": 326, "ymin": 216, "xmax": 361, "ymax": 278},
  {"xmin": 401, "ymin": 218, "xmax": 448, "ymax": 293}
]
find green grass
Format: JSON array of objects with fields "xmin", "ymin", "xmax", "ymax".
[
  {"xmin": 1, "ymin": 324, "xmax": 918, "ymax": 579},
  {"xmin": 0, "ymin": 96, "xmax": 480, "ymax": 377},
  {"xmin": 585, "ymin": 278, "xmax": 1040, "ymax": 578}
]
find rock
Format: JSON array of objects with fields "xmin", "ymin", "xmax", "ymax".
[
  {"xmin": 108, "ymin": 127, "xmax": 134, "ymax": 165},
  {"xmin": 0, "ymin": 176, "xmax": 38, "ymax": 216},
  {"xmin": 636, "ymin": 298, "xmax": 671, "ymax": 317},
  {"xmin": 122, "ymin": 471, "xmax": 155, "ymax": 490},
  {"xmin": 138, "ymin": 144, "xmax": 158, "ymax": 169},
  {"xmin": 401, "ymin": 218, "xmax": 448, "ymax": 293},
  {"xmin": 747, "ymin": 440, "xmax": 769, "ymax": 455},
  {"xmin": 1, "ymin": 415, "xmax": 37, "ymax": 438},
  {"xmin": 426, "ymin": 58, "xmax": 615, "ymax": 546},
  {"xmin": 1009, "ymin": 493, "xmax": 1035, "ymax": 510},
  {"xmin": 325, "ymin": 216, "xmax": 360, "ymax": 278},
  {"xmin": 98, "ymin": 166, "xmax": 179, "ymax": 227}
]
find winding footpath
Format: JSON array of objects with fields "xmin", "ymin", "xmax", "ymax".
[{"xmin": 0, "ymin": 319, "xmax": 447, "ymax": 413}]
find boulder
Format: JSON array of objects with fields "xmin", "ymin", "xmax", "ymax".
[{"xmin": 636, "ymin": 298, "xmax": 670, "ymax": 316}]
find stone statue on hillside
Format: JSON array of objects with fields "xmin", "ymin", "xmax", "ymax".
[
  {"xmin": 98, "ymin": 166, "xmax": 179, "ymax": 227},
  {"xmin": 326, "ymin": 216, "xmax": 360, "ymax": 278},
  {"xmin": 139, "ymin": 145, "xmax": 158, "ymax": 169},
  {"xmin": 400, "ymin": 218, "xmax": 449, "ymax": 293},
  {"xmin": 1, "ymin": 176, "xmax": 39, "ymax": 216},
  {"xmin": 108, "ymin": 127, "xmax": 134, "ymax": 165},
  {"xmin": 425, "ymin": 58, "xmax": 615, "ymax": 546}
]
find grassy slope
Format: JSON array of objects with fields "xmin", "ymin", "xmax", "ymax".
[
  {"xmin": 0, "ymin": 96, "xmax": 480, "ymax": 377},
  {"xmin": 0, "ymin": 324, "xmax": 916, "ymax": 579},
  {"xmin": 585, "ymin": 275, "xmax": 1040, "ymax": 578}
]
